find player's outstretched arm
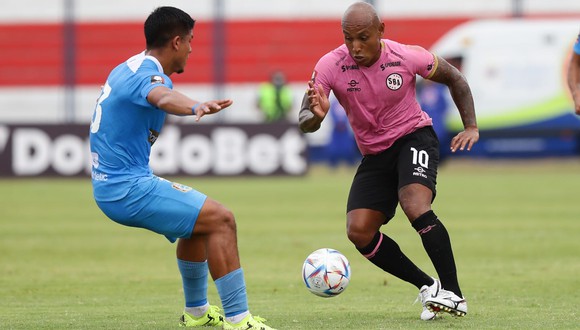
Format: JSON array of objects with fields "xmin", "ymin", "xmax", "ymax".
[
  {"xmin": 428, "ymin": 55, "xmax": 479, "ymax": 152},
  {"xmin": 567, "ymin": 52, "xmax": 580, "ymax": 115},
  {"xmin": 147, "ymin": 86, "xmax": 233, "ymax": 121},
  {"xmin": 298, "ymin": 81, "xmax": 330, "ymax": 133}
]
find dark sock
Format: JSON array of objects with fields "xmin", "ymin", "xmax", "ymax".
[
  {"xmin": 357, "ymin": 232, "xmax": 433, "ymax": 289},
  {"xmin": 412, "ymin": 210, "xmax": 463, "ymax": 297}
]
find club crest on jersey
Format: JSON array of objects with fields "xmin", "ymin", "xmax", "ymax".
[
  {"xmin": 172, "ymin": 182, "xmax": 192, "ymax": 192},
  {"xmin": 386, "ymin": 73, "xmax": 403, "ymax": 91},
  {"xmin": 150, "ymin": 75, "xmax": 164, "ymax": 84}
]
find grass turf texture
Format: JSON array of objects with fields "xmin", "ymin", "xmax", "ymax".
[{"xmin": 0, "ymin": 159, "xmax": 578, "ymax": 329}]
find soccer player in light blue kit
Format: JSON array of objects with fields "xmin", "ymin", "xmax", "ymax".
[
  {"xmin": 89, "ymin": 7, "xmax": 275, "ymax": 330},
  {"xmin": 568, "ymin": 30, "xmax": 580, "ymax": 115}
]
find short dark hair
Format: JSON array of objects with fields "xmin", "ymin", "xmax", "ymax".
[{"xmin": 144, "ymin": 6, "xmax": 195, "ymax": 49}]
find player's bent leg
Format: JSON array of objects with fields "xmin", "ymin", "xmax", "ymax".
[
  {"xmin": 411, "ymin": 210, "xmax": 463, "ymax": 297},
  {"xmin": 348, "ymin": 208, "xmax": 438, "ymax": 321},
  {"xmin": 398, "ymin": 183, "xmax": 433, "ymax": 221},
  {"xmin": 400, "ymin": 184, "xmax": 466, "ymax": 316},
  {"xmin": 185, "ymin": 197, "xmax": 241, "ymax": 279},
  {"xmin": 346, "ymin": 208, "xmax": 385, "ymax": 248},
  {"xmin": 185, "ymin": 199, "xmax": 276, "ymax": 329}
]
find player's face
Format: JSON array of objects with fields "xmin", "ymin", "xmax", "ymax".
[
  {"xmin": 342, "ymin": 21, "xmax": 384, "ymax": 67},
  {"xmin": 175, "ymin": 31, "xmax": 193, "ymax": 74}
]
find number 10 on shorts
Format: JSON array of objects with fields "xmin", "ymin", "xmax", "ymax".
[{"xmin": 410, "ymin": 147, "xmax": 429, "ymax": 168}]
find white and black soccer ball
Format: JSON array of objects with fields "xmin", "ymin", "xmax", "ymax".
[{"xmin": 302, "ymin": 248, "xmax": 351, "ymax": 298}]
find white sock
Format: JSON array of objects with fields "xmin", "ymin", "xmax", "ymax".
[
  {"xmin": 185, "ymin": 302, "xmax": 210, "ymax": 317},
  {"xmin": 226, "ymin": 311, "xmax": 249, "ymax": 324}
]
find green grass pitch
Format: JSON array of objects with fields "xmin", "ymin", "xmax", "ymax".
[{"xmin": 0, "ymin": 160, "xmax": 579, "ymax": 329}]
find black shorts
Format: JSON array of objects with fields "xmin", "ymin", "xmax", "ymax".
[{"xmin": 346, "ymin": 126, "xmax": 440, "ymax": 221}]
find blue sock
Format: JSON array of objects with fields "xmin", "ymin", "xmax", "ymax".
[
  {"xmin": 214, "ymin": 268, "xmax": 248, "ymax": 317},
  {"xmin": 177, "ymin": 259, "xmax": 208, "ymax": 308}
]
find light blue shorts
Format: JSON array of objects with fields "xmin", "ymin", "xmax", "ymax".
[{"xmin": 96, "ymin": 176, "xmax": 207, "ymax": 243}]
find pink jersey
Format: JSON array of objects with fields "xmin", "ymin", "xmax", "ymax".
[{"xmin": 312, "ymin": 39, "xmax": 437, "ymax": 155}]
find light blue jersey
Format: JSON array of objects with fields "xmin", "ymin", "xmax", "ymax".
[
  {"xmin": 89, "ymin": 52, "xmax": 207, "ymax": 242},
  {"xmin": 575, "ymin": 32, "xmax": 580, "ymax": 55},
  {"xmin": 90, "ymin": 52, "xmax": 171, "ymax": 201}
]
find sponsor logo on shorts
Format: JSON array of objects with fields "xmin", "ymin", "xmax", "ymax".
[
  {"xmin": 412, "ymin": 166, "xmax": 428, "ymax": 178},
  {"xmin": 172, "ymin": 182, "xmax": 192, "ymax": 192}
]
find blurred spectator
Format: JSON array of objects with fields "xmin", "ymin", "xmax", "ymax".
[
  {"xmin": 417, "ymin": 79, "xmax": 450, "ymax": 163},
  {"xmin": 256, "ymin": 70, "xmax": 293, "ymax": 122},
  {"xmin": 325, "ymin": 95, "xmax": 360, "ymax": 168},
  {"xmin": 568, "ymin": 31, "xmax": 580, "ymax": 115}
]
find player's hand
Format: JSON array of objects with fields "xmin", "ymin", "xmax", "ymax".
[
  {"xmin": 194, "ymin": 99, "xmax": 234, "ymax": 121},
  {"xmin": 307, "ymin": 81, "xmax": 330, "ymax": 119},
  {"xmin": 450, "ymin": 126, "xmax": 479, "ymax": 152}
]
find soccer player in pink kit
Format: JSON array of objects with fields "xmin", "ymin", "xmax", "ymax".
[{"xmin": 299, "ymin": 2, "xmax": 478, "ymax": 320}]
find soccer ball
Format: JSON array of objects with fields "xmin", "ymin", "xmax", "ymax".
[{"xmin": 302, "ymin": 248, "xmax": 351, "ymax": 298}]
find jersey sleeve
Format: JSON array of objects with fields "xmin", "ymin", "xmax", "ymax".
[
  {"xmin": 405, "ymin": 44, "xmax": 438, "ymax": 79},
  {"xmin": 311, "ymin": 52, "xmax": 335, "ymax": 97},
  {"xmin": 140, "ymin": 72, "xmax": 173, "ymax": 100}
]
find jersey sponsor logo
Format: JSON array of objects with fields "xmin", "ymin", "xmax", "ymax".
[
  {"xmin": 341, "ymin": 64, "xmax": 359, "ymax": 72},
  {"xmin": 389, "ymin": 50, "xmax": 405, "ymax": 60},
  {"xmin": 347, "ymin": 79, "xmax": 361, "ymax": 92},
  {"xmin": 380, "ymin": 61, "xmax": 401, "ymax": 70},
  {"xmin": 412, "ymin": 166, "xmax": 428, "ymax": 178},
  {"xmin": 386, "ymin": 73, "xmax": 403, "ymax": 90},
  {"xmin": 150, "ymin": 75, "xmax": 164, "ymax": 84},
  {"xmin": 148, "ymin": 129, "xmax": 159, "ymax": 145},
  {"xmin": 171, "ymin": 182, "xmax": 192, "ymax": 192},
  {"xmin": 335, "ymin": 54, "xmax": 348, "ymax": 66},
  {"xmin": 91, "ymin": 171, "xmax": 108, "ymax": 181}
]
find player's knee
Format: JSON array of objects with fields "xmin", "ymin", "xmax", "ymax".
[
  {"xmin": 346, "ymin": 220, "xmax": 374, "ymax": 248},
  {"xmin": 216, "ymin": 207, "xmax": 236, "ymax": 232},
  {"xmin": 398, "ymin": 184, "xmax": 433, "ymax": 221},
  {"xmin": 399, "ymin": 197, "xmax": 431, "ymax": 221}
]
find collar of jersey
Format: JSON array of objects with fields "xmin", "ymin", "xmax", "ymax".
[{"xmin": 143, "ymin": 52, "xmax": 164, "ymax": 73}]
